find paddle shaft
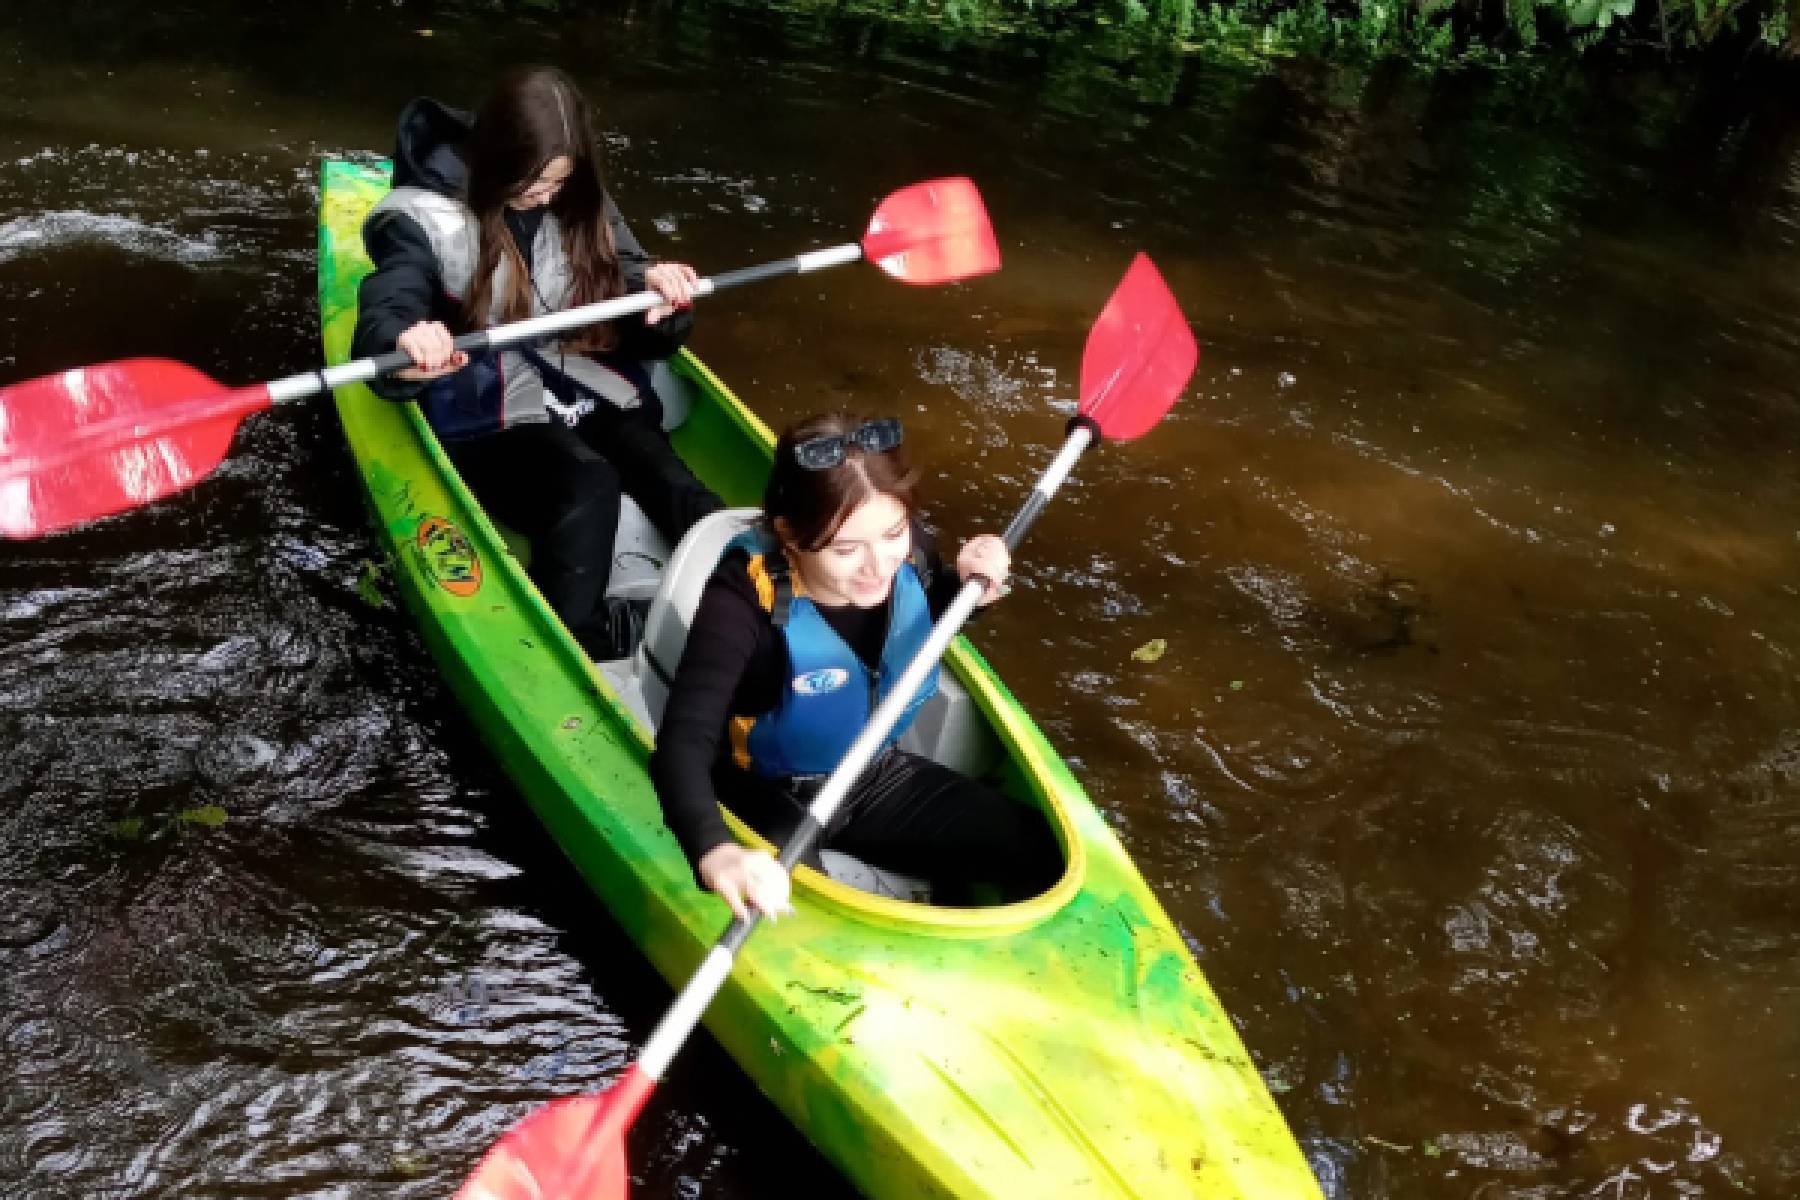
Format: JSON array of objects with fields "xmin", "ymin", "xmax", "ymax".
[
  {"xmin": 0, "ymin": 245, "xmax": 869, "ymax": 493},
  {"xmin": 264, "ymin": 243, "xmax": 865, "ymax": 403},
  {"xmin": 634, "ymin": 419, "xmax": 1096, "ymax": 1083},
  {"xmin": 0, "ymin": 244, "xmax": 867, "ymax": 492}
]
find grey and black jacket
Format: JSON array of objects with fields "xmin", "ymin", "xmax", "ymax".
[{"xmin": 349, "ymin": 97, "xmax": 692, "ymax": 440}]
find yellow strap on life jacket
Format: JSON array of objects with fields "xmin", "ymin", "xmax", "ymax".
[
  {"xmin": 744, "ymin": 552, "xmax": 778, "ymax": 613},
  {"xmin": 733, "ymin": 553, "xmax": 780, "ymax": 770},
  {"xmin": 729, "ymin": 714, "xmax": 756, "ymax": 771}
]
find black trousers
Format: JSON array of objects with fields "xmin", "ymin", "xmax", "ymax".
[
  {"xmin": 446, "ymin": 395, "xmax": 721, "ymax": 644},
  {"xmin": 720, "ymin": 748, "xmax": 1064, "ymax": 902}
]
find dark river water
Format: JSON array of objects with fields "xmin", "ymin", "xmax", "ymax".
[{"xmin": 3, "ymin": 3, "xmax": 1799, "ymax": 1197}]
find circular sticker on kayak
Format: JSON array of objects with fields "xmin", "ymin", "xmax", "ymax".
[
  {"xmin": 415, "ymin": 515, "xmax": 482, "ymax": 598},
  {"xmin": 791, "ymin": 667, "xmax": 850, "ymax": 697}
]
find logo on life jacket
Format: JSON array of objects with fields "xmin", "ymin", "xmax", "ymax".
[
  {"xmin": 791, "ymin": 667, "xmax": 851, "ymax": 697},
  {"xmin": 415, "ymin": 515, "xmax": 482, "ymax": 597}
]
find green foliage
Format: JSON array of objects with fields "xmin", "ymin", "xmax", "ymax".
[
  {"xmin": 175, "ymin": 804, "xmax": 230, "ymax": 829},
  {"xmin": 109, "ymin": 804, "xmax": 230, "ymax": 841},
  {"xmin": 1761, "ymin": 4, "xmax": 1790, "ymax": 43},
  {"xmin": 1509, "ymin": 0, "xmax": 1541, "ymax": 48},
  {"xmin": 355, "ymin": 557, "xmax": 393, "ymax": 609},
  {"xmin": 1564, "ymin": 0, "xmax": 1635, "ymax": 29},
  {"xmin": 1131, "ymin": 638, "xmax": 1169, "ymax": 662},
  {"xmin": 740, "ymin": 0, "xmax": 1800, "ymax": 71}
]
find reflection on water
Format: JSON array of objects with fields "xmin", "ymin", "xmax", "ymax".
[{"xmin": 3, "ymin": 2, "xmax": 1799, "ymax": 1197}]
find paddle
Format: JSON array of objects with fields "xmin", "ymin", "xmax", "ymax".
[
  {"xmin": 454, "ymin": 252, "xmax": 1197, "ymax": 1200},
  {"xmin": 0, "ymin": 177, "xmax": 999, "ymax": 540}
]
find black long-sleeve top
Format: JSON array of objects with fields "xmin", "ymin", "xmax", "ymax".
[{"xmin": 648, "ymin": 530, "xmax": 967, "ymax": 869}]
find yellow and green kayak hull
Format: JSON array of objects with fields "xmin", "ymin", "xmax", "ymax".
[{"xmin": 318, "ymin": 157, "xmax": 1321, "ymax": 1200}]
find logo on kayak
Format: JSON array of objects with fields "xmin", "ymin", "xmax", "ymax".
[
  {"xmin": 791, "ymin": 667, "xmax": 850, "ymax": 697},
  {"xmin": 416, "ymin": 515, "xmax": 482, "ymax": 597}
]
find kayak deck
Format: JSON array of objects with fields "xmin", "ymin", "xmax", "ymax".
[{"xmin": 318, "ymin": 157, "xmax": 1323, "ymax": 1199}]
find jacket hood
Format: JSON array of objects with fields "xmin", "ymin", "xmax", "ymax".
[{"xmin": 392, "ymin": 97, "xmax": 473, "ymax": 196}]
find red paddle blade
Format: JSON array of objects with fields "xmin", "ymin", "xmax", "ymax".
[
  {"xmin": 861, "ymin": 177, "xmax": 1001, "ymax": 285},
  {"xmin": 0, "ymin": 358, "xmax": 268, "ymax": 538},
  {"xmin": 455, "ymin": 1065, "xmax": 656, "ymax": 1200},
  {"xmin": 1078, "ymin": 254, "xmax": 1197, "ymax": 442}
]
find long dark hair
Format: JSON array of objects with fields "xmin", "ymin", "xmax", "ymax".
[
  {"xmin": 764, "ymin": 413, "xmax": 919, "ymax": 552},
  {"xmin": 461, "ymin": 65, "xmax": 625, "ymax": 350}
]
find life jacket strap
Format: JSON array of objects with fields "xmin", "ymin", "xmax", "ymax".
[{"xmin": 770, "ymin": 568, "xmax": 794, "ymax": 628}]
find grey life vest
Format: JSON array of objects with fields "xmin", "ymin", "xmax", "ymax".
[{"xmin": 368, "ymin": 186, "xmax": 641, "ymax": 429}]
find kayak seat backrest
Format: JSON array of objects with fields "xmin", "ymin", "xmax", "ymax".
[
  {"xmin": 637, "ymin": 508, "xmax": 763, "ymax": 728},
  {"xmin": 606, "ymin": 495, "xmax": 673, "ymax": 605},
  {"xmin": 636, "ymin": 508, "xmax": 999, "ymax": 780},
  {"xmin": 895, "ymin": 674, "xmax": 998, "ymax": 778},
  {"xmin": 648, "ymin": 360, "xmax": 695, "ymax": 433}
]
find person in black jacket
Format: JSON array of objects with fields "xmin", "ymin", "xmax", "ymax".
[
  {"xmin": 648, "ymin": 413, "xmax": 1063, "ymax": 920},
  {"xmin": 352, "ymin": 65, "xmax": 722, "ymax": 659}
]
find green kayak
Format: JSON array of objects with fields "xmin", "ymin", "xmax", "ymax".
[{"xmin": 317, "ymin": 157, "xmax": 1322, "ymax": 1199}]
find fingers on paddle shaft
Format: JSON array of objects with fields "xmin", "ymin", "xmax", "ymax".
[
  {"xmin": 0, "ymin": 358, "xmax": 266, "ymax": 538},
  {"xmin": 862, "ymin": 177, "xmax": 1001, "ymax": 286},
  {"xmin": 1079, "ymin": 253, "xmax": 1198, "ymax": 442}
]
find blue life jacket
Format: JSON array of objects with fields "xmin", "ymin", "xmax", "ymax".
[{"xmin": 727, "ymin": 529, "xmax": 939, "ymax": 779}]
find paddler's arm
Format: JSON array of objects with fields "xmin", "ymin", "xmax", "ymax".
[
  {"xmin": 914, "ymin": 522, "xmax": 1006, "ymax": 616},
  {"xmin": 648, "ymin": 558, "xmax": 777, "ymax": 878},
  {"xmin": 601, "ymin": 191, "xmax": 694, "ymax": 359},
  {"xmin": 352, "ymin": 211, "xmax": 448, "ymax": 401},
  {"xmin": 954, "ymin": 534, "xmax": 1010, "ymax": 607},
  {"xmin": 649, "ymin": 562, "xmax": 793, "ymax": 920}
]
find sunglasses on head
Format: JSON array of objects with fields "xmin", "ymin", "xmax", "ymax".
[{"xmin": 792, "ymin": 418, "xmax": 904, "ymax": 471}]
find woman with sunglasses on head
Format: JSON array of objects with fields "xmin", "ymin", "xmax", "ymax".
[
  {"xmin": 351, "ymin": 65, "xmax": 722, "ymax": 659},
  {"xmin": 649, "ymin": 414, "xmax": 1064, "ymax": 921}
]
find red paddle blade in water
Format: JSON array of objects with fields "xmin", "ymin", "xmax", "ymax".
[
  {"xmin": 1078, "ymin": 253, "xmax": 1197, "ymax": 442},
  {"xmin": 0, "ymin": 358, "xmax": 270, "ymax": 538},
  {"xmin": 861, "ymin": 176, "xmax": 1001, "ymax": 285},
  {"xmin": 455, "ymin": 1064, "xmax": 656, "ymax": 1200}
]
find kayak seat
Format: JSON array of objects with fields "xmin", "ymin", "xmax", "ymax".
[
  {"xmin": 647, "ymin": 359, "xmax": 695, "ymax": 433},
  {"xmin": 635, "ymin": 507, "xmax": 763, "ymax": 725},
  {"xmin": 605, "ymin": 495, "xmax": 672, "ymax": 607}
]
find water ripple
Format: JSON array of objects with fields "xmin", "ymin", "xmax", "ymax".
[{"xmin": 0, "ymin": 209, "xmax": 229, "ymax": 266}]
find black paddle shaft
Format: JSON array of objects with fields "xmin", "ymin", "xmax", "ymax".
[{"xmin": 998, "ymin": 417, "xmax": 1101, "ymax": 553}]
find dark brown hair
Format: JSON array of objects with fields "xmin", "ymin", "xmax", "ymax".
[
  {"xmin": 764, "ymin": 413, "xmax": 919, "ymax": 552},
  {"xmin": 461, "ymin": 65, "xmax": 625, "ymax": 350}
]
